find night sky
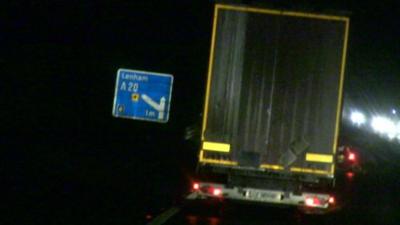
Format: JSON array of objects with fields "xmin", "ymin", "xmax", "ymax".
[{"xmin": 2, "ymin": 0, "xmax": 400, "ymax": 224}]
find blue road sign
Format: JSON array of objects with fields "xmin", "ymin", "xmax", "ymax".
[{"xmin": 112, "ymin": 68, "xmax": 173, "ymax": 123}]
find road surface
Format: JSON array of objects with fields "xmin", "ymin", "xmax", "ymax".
[{"xmin": 146, "ymin": 163, "xmax": 400, "ymax": 225}]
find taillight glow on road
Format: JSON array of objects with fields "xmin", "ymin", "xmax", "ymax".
[{"xmin": 346, "ymin": 171, "xmax": 355, "ymax": 179}]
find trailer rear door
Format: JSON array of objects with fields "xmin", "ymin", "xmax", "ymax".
[{"xmin": 200, "ymin": 4, "xmax": 349, "ymax": 177}]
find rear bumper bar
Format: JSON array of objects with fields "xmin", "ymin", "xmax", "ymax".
[{"xmin": 187, "ymin": 182, "xmax": 333, "ymax": 210}]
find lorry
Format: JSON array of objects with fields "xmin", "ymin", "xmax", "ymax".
[{"xmin": 188, "ymin": 2, "xmax": 350, "ymax": 214}]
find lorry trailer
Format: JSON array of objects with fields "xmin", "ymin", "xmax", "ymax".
[{"xmin": 189, "ymin": 2, "xmax": 350, "ymax": 214}]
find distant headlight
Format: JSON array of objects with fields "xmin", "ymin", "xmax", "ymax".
[
  {"xmin": 350, "ymin": 111, "xmax": 366, "ymax": 125},
  {"xmin": 371, "ymin": 116, "xmax": 396, "ymax": 137}
]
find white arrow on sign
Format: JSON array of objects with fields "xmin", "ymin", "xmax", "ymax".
[{"xmin": 141, "ymin": 94, "xmax": 166, "ymax": 120}]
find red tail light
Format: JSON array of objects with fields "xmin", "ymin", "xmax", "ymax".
[
  {"xmin": 305, "ymin": 197, "xmax": 314, "ymax": 206},
  {"xmin": 193, "ymin": 183, "xmax": 200, "ymax": 190},
  {"xmin": 212, "ymin": 188, "xmax": 222, "ymax": 196},
  {"xmin": 348, "ymin": 152, "xmax": 356, "ymax": 161},
  {"xmin": 305, "ymin": 196, "xmax": 335, "ymax": 207},
  {"xmin": 305, "ymin": 197, "xmax": 321, "ymax": 207},
  {"xmin": 328, "ymin": 196, "xmax": 335, "ymax": 204}
]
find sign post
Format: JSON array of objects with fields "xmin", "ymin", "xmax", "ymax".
[{"xmin": 112, "ymin": 68, "xmax": 173, "ymax": 123}]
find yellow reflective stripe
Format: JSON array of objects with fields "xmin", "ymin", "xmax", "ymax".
[
  {"xmin": 282, "ymin": 11, "xmax": 348, "ymax": 21},
  {"xmin": 217, "ymin": 4, "xmax": 281, "ymax": 16},
  {"xmin": 202, "ymin": 142, "xmax": 230, "ymax": 153},
  {"xmin": 216, "ymin": 4, "xmax": 348, "ymax": 21},
  {"xmin": 260, "ymin": 164, "xmax": 284, "ymax": 170},
  {"xmin": 199, "ymin": 150, "xmax": 204, "ymax": 161},
  {"xmin": 290, "ymin": 167, "xmax": 332, "ymax": 175},
  {"xmin": 331, "ymin": 164, "xmax": 335, "ymax": 175},
  {"xmin": 332, "ymin": 19, "xmax": 349, "ymax": 174},
  {"xmin": 201, "ymin": 5, "xmax": 219, "ymax": 141},
  {"xmin": 306, "ymin": 153, "xmax": 333, "ymax": 163},
  {"xmin": 200, "ymin": 158, "xmax": 238, "ymax": 166}
]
